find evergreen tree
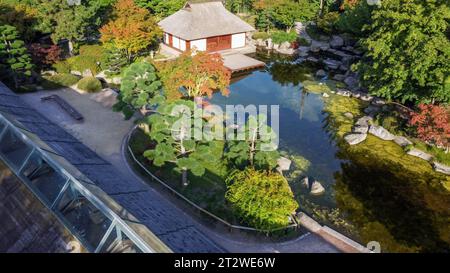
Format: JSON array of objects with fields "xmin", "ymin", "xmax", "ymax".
[{"xmin": 0, "ymin": 24, "xmax": 33, "ymax": 89}]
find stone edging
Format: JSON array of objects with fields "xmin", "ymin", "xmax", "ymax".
[{"xmin": 297, "ymin": 212, "xmax": 372, "ymax": 253}]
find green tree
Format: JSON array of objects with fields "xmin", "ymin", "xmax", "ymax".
[
  {"xmin": 358, "ymin": 0, "xmax": 450, "ymax": 104},
  {"xmin": 225, "ymin": 114, "xmax": 280, "ymax": 170},
  {"xmin": 0, "ymin": 1, "xmax": 39, "ymax": 42},
  {"xmin": 34, "ymin": 0, "xmax": 114, "ymax": 54},
  {"xmin": 271, "ymin": 0, "xmax": 319, "ymax": 32},
  {"xmin": 225, "ymin": 168, "xmax": 298, "ymax": 230},
  {"xmin": 143, "ymin": 100, "xmax": 221, "ymax": 186},
  {"xmin": 255, "ymin": 10, "xmax": 271, "ymax": 32},
  {"xmin": 336, "ymin": 0, "xmax": 374, "ymax": 37},
  {"xmin": 0, "ymin": 24, "xmax": 33, "ymax": 89},
  {"xmin": 135, "ymin": 0, "xmax": 184, "ymax": 19},
  {"xmin": 113, "ymin": 61, "xmax": 164, "ymax": 120}
]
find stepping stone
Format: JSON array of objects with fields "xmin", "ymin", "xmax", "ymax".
[
  {"xmin": 407, "ymin": 148, "xmax": 433, "ymax": 162},
  {"xmin": 433, "ymin": 162, "xmax": 450, "ymax": 175},
  {"xmin": 393, "ymin": 136, "xmax": 413, "ymax": 147},
  {"xmin": 344, "ymin": 133, "xmax": 367, "ymax": 145},
  {"xmin": 369, "ymin": 125, "xmax": 395, "ymax": 141}
]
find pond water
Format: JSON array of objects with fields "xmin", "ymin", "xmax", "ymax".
[{"xmin": 210, "ymin": 51, "xmax": 450, "ymax": 253}]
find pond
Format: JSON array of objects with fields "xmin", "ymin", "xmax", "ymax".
[{"xmin": 210, "ymin": 50, "xmax": 450, "ymax": 253}]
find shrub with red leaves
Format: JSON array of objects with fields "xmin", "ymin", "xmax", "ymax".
[
  {"xmin": 28, "ymin": 43, "xmax": 61, "ymax": 68},
  {"xmin": 409, "ymin": 104, "xmax": 450, "ymax": 149}
]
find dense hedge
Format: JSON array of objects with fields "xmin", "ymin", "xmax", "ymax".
[{"xmin": 77, "ymin": 76, "xmax": 102, "ymax": 93}]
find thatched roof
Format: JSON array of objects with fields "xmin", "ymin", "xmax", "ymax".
[{"xmin": 158, "ymin": 1, "xmax": 255, "ymax": 41}]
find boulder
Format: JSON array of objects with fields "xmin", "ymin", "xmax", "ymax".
[
  {"xmin": 351, "ymin": 91, "xmax": 361, "ymax": 98},
  {"xmin": 310, "ymin": 181, "xmax": 325, "ymax": 195},
  {"xmin": 298, "ymin": 51, "xmax": 309, "ymax": 57},
  {"xmin": 364, "ymin": 105, "xmax": 380, "ymax": 116},
  {"xmin": 330, "ymin": 35, "xmax": 344, "ymax": 49},
  {"xmin": 393, "ymin": 136, "xmax": 413, "ymax": 147},
  {"xmin": 433, "ymin": 162, "xmax": 450, "ymax": 175},
  {"xmin": 372, "ymin": 98, "xmax": 386, "ymax": 106},
  {"xmin": 322, "ymin": 93, "xmax": 330, "ymax": 98},
  {"xmin": 273, "ymin": 43, "xmax": 280, "ymax": 50},
  {"xmin": 369, "ymin": 125, "xmax": 395, "ymax": 141},
  {"xmin": 301, "ymin": 177, "xmax": 325, "ymax": 195},
  {"xmin": 344, "ymin": 112, "xmax": 354, "ymax": 119},
  {"xmin": 336, "ymin": 88, "xmax": 351, "ymax": 97},
  {"xmin": 298, "ymin": 46, "xmax": 310, "ymax": 53},
  {"xmin": 301, "ymin": 177, "xmax": 311, "ymax": 188},
  {"xmin": 280, "ymin": 41, "xmax": 291, "ymax": 50},
  {"xmin": 277, "ymin": 157, "xmax": 292, "ymax": 172},
  {"xmin": 70, "ymin": 70, "xmax": 82, "ymax": 76},
  {"xmin": 82, "ymin": 69, "xmax": 93, "ymax": 77},
  {"xmin": 344, "ymin": 76, "xmax": 359, "ymax": 90},
  {"xmin": 344, "ymin": 133, "xmax": 367, "ymax": 145},
  {"xmin": 323, "ymin": 59, "xmax": 342, "ymax": 70},
  {"xmin": 353, "ymin": 125, "xmax": 369, "ymax": 134},
  {"xmin": 333, "ymin": 74, "xmax": 346, "ymax": 82},
  {"xmin": 306, "ymin": 56, "xmax": 319, "ymax": 63},
  {"xmin": 360, "ymin": 94, "xmax": 374, "ymax": 102},
  {"xmin": 407, "ymin": 148, "xmax": 433, "ymax": 162},
  {"xmin": 316, "ymin": 69, "xmax": 327, "ymax": 78},
  {"xmin": 355, "ymin": 116, "xmax": 373, "ymax": 127},
  {"xmin": 276, "ymin": 48, "xmax": 295, "ymax": 55}
]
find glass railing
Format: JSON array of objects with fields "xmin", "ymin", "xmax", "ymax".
[{"xmin": 0, "ymin": 112, "xmax": 171, "ymax": 253}]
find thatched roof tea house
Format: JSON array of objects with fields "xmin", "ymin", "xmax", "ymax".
[{"xmin": 158, "ymin": 1, "xmax": 255, "ymax": 52}]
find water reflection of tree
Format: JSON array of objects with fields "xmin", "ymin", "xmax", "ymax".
[
  {"xmin": 269, "ymin": 61, "xmax": 314, "ymax": 87},
  {"xmin": 333, "ymin": 145, "xmax": 450, "ymax": 252}
]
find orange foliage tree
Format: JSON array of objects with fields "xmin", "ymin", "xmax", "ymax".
[
  {"xmin": 340, "ymin": 0, "xmax": 360, "ymax": 10},
  {"xmin": 156, "ymin": 51, "xmax": 231, "ymax": 101},
  {"xmin": 410, "ymin": 104, "xmax": 450, "ymax": 152},
  {"xmin": 100, "ymin": 0, "xmax": 162, "ymax": 63}
]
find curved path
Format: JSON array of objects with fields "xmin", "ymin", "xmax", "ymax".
[{"xmin": 20, "ymin": 88, "xmax": 339, "ymax": 253}]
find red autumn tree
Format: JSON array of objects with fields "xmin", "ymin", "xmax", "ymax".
[
  {"xmin": 157, "ymin": 51, "xmax": 231, "ymax": 101},
  {"xmin": 28, "ymin": 43, "xmax": 61, "ymax": 68},
  {"xmin": 100, "ymin": 0, "xmax": 162, "ymax": 63},
  {"xmin": 409, "ymin": 104, "xmax": 450, "ymax": 151}
]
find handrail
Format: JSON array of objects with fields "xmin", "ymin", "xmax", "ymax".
[{"xmin": 0, "ymin": 112, "xmax": 172, "ymax": 253}]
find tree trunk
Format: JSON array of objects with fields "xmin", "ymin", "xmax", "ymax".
[
  {"xmin": 319, "ymin": 0, "xmax": 324, "ymax": 17},
  {"xmin": 68, "ymin": 40, "xmax": 74, "ymax": 56},
  {"xmin": 182, "ymin": 168, "xmax": 189, "ymax": 187}
]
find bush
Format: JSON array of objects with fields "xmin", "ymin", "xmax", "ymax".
[
  {"xmin": 225, "ymin": 168, "xmax": 299, "ymax": 230},
  {"xmin": 270, "ymin": 31, "xmax": 298, "ymax": 44},
  {"xmin": 41, "ymin": 73, "xmax": 81, "ymax": 90},
  {"xmin": 77, "ymin": 77, "xmax": 102, "ymax": 93},
  {"xmin": 252, "ymin": 31, "xmax": 270, "ymax": 40},
  {"xmin": 317, "ymin": 12, "xmax": 340, "ymax": 34},
  {"xmin": 67, "ymin": 55, "xmax": 101, "ymax": 75},
  {"xmin": 53, "ymin": 60, "xmax": 71, "ymax": 74},
  {"xmin": 53, "ymin": 45, "xmax": 108, "ymax": 76}
]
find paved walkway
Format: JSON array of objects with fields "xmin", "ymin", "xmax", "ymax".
[{"xmin": 20, "ymin": 88, "xmax": 339, "ymax": 253}]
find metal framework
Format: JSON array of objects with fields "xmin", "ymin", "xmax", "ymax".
[{"xmin": 0, "ymin": 112, "xmax": 171, "ymax": 253}]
